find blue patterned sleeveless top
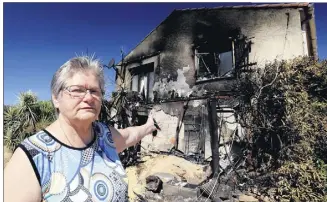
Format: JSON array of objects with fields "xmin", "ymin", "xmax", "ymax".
[{"xmin": 17, "ymin": 121, "xmax": 128, "ymax": 202}]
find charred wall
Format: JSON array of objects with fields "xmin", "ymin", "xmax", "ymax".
[{"xmin": 122, "ymin": 7, "xmax": 306, "ymax": 99}]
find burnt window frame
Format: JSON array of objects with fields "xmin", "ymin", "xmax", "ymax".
[
  {"xmin": 194, "ymin": 37, "xmax": 236, "ymax": 83},
  {"xmin": 129, "ymin": 62, "xmax": 155, "ymax": 101}
]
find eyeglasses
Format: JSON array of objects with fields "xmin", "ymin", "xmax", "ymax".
[{"xmin": 63, "ymin": 85, "xmax": 104, "ymax": 100}]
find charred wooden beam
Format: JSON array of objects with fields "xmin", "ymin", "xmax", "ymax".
[
  {"xmin": 122, "ymin": 51, "xmax": 161, "ymax": 65},
  {"xmin": 175, "ymin": 100, "xmax": 190, "ymax": 149},
  {"xmin": 195, "ymin": 76, "xmax": 236, "ymax": 85},
  {"xmin": 207, "ymin": 98, "xmax": 220, "ymax": 177},
  {"xmin": 142, "ymin": 92, "xmax": 238, "ymax": 105}
]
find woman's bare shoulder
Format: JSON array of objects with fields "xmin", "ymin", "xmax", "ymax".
[{"xmin": 4, "ymin": 147, "xmax": 41, "ymax": 202}]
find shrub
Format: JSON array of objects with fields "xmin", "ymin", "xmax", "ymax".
[{"xmin": 237, "ymin": 57, "xmax": 327, "ymax": 201}]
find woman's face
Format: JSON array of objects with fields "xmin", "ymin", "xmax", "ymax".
[{"xmin": 53, "ymin": 70, "xmax": 102, "ymax": 124}]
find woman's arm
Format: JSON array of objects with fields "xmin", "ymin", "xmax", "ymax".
[
  {"xmin": 4, "ymin": 147, "xmax": 41, "ymax": 202},
  {"xmin": 110, "ymin": 116, "xmax": 158, "ymax": 153}
]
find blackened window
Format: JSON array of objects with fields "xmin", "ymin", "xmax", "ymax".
[
  {"xmin": 130, "ymin": 62, "xmax": 155, "ymax": 101},
  {"xmin": 195, "ymin": 39, "xmax": 234, "ymax": 79}
]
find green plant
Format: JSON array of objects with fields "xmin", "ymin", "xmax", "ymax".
[
  {"xmin": 237, "ymin": 57, "xmax": 327, "ymax": 201},
  {"xmin": 17, "ymin": 91, "xmax": 39, "ymax": 132},
  {"xmin": 4, "ymin": 91, "xmax": 56, "ymax": 152}
]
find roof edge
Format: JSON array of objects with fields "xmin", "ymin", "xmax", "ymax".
[{"xmin": 175, "ymin": 3, "xmax": 310, "ymax": 11}]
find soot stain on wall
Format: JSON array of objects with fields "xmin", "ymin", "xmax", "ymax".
[{"xmin": 122, "ymin": 7, "xmax": 305, "ymax": 106}]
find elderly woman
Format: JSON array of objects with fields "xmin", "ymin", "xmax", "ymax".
[{"xmin": 4, "ymin": 56, "xmax": 158, "ymax": 202}]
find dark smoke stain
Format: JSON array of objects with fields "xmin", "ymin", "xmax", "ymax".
[{"xmin": 124, "ymin": 8, "xmax": 298, "ymax": 99}]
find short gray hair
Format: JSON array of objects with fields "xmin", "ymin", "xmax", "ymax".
[{"xmin": 51, "ymin": 56, "xmax": 105, "ymax": 115}]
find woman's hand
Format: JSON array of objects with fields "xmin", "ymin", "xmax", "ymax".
[
  {"xmin": 144, "ymin": 115, "xmax": 160, "ymax": 136},
  {"xmin": 112, "ymin": 114, "xmax": 162, "ymax": 152}
]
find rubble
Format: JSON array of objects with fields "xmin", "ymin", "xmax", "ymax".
[
  {"xmin": 145, "ymin": 175, "xmax": 163, "ymax": 193},
  {"xmin": 125, "ymin": 153, "xmax": 266, "ymax": 202}
]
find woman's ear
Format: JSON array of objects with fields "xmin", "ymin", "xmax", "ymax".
[{"xmin": 52, "ymin": 94, "xmax": 60, "ymax": 109}]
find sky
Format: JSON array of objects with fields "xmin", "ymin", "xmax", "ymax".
[{"xmin": 4, "ymin": 2, "xmax": 327, "ymax": 105}]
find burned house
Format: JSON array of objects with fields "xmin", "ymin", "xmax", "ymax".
[{"xmin": 114, "ymin": 3, "xmax": 317, "ymax": 164}]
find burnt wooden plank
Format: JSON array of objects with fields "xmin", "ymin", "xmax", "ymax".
[{"xmin": 207, "ymin": 99, "xmax": 220, "ymax": 177}]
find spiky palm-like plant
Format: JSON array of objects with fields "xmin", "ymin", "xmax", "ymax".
[
  {"xmin": 36, "ymin": 100, "xmax": 56, "ymax": 122},
  {"xmin": 4, "ymin": 106, "xmax": 23, "ymax": 136},
  {"xmin": 17, "ymin": 90, "xmax": 39, "ymax": 132},
  {"xmin": 4, "ymin": 106, "xmax": 24, "ymax": 151}
]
